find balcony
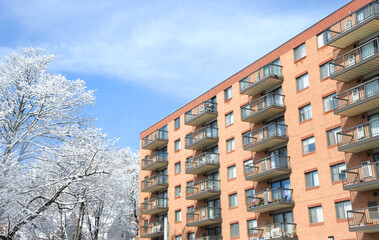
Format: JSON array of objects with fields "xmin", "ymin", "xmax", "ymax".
[
  {"xmin": 337, "ymin": 119, "xmax": 379, "ymax": 153},
  {"xmin": 185, "ymin": 152, "xmax": 219, "ymax": 175},
  {"xmin": 185, "ymin": 126, "xmax": 218, "ymax": 150},
  {"xmin": 241, "ymin": 93, "xmax": 286, "ymax": 123},
  {"xmin": 141, "ymin": 129, "xmax": 168, "ymax": 150},
  {"xmin": 240, "ymin": 64, "xmax": 283, "ymax": 96},
  {"xmin": 326, "ymin": 1, "xmax": 379, "ymax": 48},
  {"xmin": 248, "ymin": 223, "xmax": 298, "ymax": 240},
  {"xmin": 141, "ymin": 174, "xmax": 168, "ymax": 193},
  {"xmin": 246, "ymin": 188, "xmax": 294, "ymax": 213},
  {"xmin": 243, "ymin": 124, "xmax": 288, "ymax": 152},
  {"xmin": 140, "ymin": 198, "xmax": 168, "ymax": 215},
  {"xmin": 185, "ymin": 101, "xmax": 218, "ymax": 126},
  {"xmin": 343, "ymin": 162, "xmax": 379, "ymax": 191},
  {"xmin": 245, "ymin": 156, "xmax": 291, "ymax": 182},
  {"xmin": 195, "ymin": 236, "xmax": 222, "ymax": 240},
  {"xmin": 186, "ymin": 207, "xmax": 222, "ymax": 227},
  {"xmin": 141, "ymin": 151, "xmax": 168, "ymax": 171},
  {"xmin": 330, "ymin": 37, "xmax": 379, "ymax": 82},
  {"xmin": 186, "ymin": 179, "xmax": 221, "ymax": 200},
  {"xmin": 347, "ymin": 206, "xmax": 379, "ymax": 233},
  {"xmin": 334, "ymin": 77, "xmax": 379, "ymax": 116},
  {"xmin": 140, "ymin": 221, "xmax": 164, "ymax": 238}
]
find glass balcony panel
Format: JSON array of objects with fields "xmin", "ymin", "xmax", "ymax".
[
  {"xmin": 140, "ymin": 221, "xmax": 165, "ymax": 238},
  {"xmin": 241, "ymin": 93, "xmax": 286, "ymax": 123},
  {"xmin": 141, "ymin": 129, "xmax": 168, "ymax": 150},
  {"xmin": 185, "ymin": 153, "xmax": 219, "ymax": 175},
  {"xmin": 245, "ymin": 155, "xmax": 291, "ymax": 181},
  {"xmin": 141, "ymin": 197, "xmax": 168, "ymax": 215},
  {"xmin": 186, "ymin": 179, "xmax": 221, "ymax": 200},
  {"xmin": 248, "ymin": 223, "xmax": 298, "ymax": 239},
  {"xmin": 141, "ymin": 174, "xmax": 168, "ymax": 192},
  {"xmin": 242, "ymin": 124, "xmax": 288, "ymax": 152},
  {"xmin": 348, "ymin": 206, "xmax": 379, "ymax": 232},
  {"xmin": 141, "ymin": 151, "xmax": 168, "ymax": 171},
  {"xmin": 185, "ymin": 126, "xmax": 218, "ymax": 150},
  {"xmin": 186, "ymin": 207, "xmax": 222, "ymax": 227},
  {"xmin": 185, "ymin": 101, "xmax": 218, "ymax": 126},
  {"xmin": 246, "ymin": 188, "xmax": 294, "ymax": 213}
]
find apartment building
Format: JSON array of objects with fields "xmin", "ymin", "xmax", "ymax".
[{"xmin": 138, "ymin": 0, "xmax": 379, "ymax": 239}]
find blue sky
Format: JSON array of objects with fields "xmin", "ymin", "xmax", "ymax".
[{"xmin": 0, "ymin": 0, "xmax": 349, "ymax": 151}]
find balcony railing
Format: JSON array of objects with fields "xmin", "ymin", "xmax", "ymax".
[
  {"xmin": 140, "ymin": 221, "xmax": 164, "ymax": 238},
  {"xmin": 195, "ymin": 236, "xmax": 222, "ymax": 240},
  {"xmin": 326, "ymin": 1, "xmax": 379, "ymax": 48},
  {"xmin": 243, "ymin": 123, "xmax": 288, "ymax": 152},
  {"xmin": 141, "ymin": 129, "xmax": 168, "ymax": 150},
  {"xmin": 185, "ymin": 126, "xmax": 218, "ymax": 150},
  {"xmin": 245, "ymin": 155, "xmax": 291, "ymax": 182},
  {"xmin": 334, "ymin": 77, "xmax": 379, "ymax": 116},
  {"xmin": 140, "ymin": 198, "xmax": 168, "ymax": 215},
  {"xmin": 330, "ymin": 37, "xmax": 379, "ymax": 82},
  {"xmin": 343, "ymin": 162, "xmax": 379, "ymax": 191},
  {"xmin": 185, "ymin": 152, "xmax": 219, "ymax": 175},
  {"xmin": 185, "ymin": 101, "xmax": 218, "ymax": 126},
  {"xmin": 347, "ymin": 206, "xmax": 379, "ymax": 232},
  {"xmin": 241, "ymin": 93, "xmax": 286, "ymax": 123},
  {"xmin": 337, "ymin": 119, "xmax": 379, "ymax": 153},
  {"xmin": 186, "ymin": 207, "xmax": 222, "ymax": 227},
  {"xmin": 141, "ymin": 151, "xmax": 168, "ymax": 171},
  {"xmin": 186, "ymin": 179, "xmax": 221, "ymax": 200},
  {"xmin": 239, "ymin": 63, "xmax": 283, "ymax": 96},
  {"xmin": 246, "ymin": 188, "xmax": 294, "ymax": 213},
  {"xmin": 141, "ymin": 174, "xmax": 168, "ymax": 192},
  {"xmin": 248, "ymin": 223, "xmax": 297, "ymax": 239}
]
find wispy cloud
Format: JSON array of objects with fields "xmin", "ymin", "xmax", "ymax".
[{"xmin": 0, "ymin": 0, "xmax": 347, "ymax": 99}]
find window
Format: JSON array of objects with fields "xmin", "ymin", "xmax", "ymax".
[
  {"xmin": 299, "ymin": 104, "xmax": 312, "ymax": 122},
  {"xmin": 335, "ymin": 200, "xmax": 352, "ymax": 219},
  {"xmin": 331, "ymin": 163, "xmax": 346, "ymax": 182},
  {"xmin": 225, "ymin": 112, "xmax": 234, "ymax": 126},
  {"xmin": 323, "ymin": 93, "xmax": 338, "ymax": 112},
  {"xmin": 309, "ymin": 206, "xmax": 324, "ymax": 223},
  {"xmin": 174, "ymin": 117, "xmax": 180, "ymax": 129},
  {"xmin": 187, "ymin": 181, "xmax": 194, "ymax": 194},
  {"xmin": 320, "ymin": 61, "xmax": 334, "ymax": 79},
  {"xmin": 305, "ymin": 170, "xmax": 319, "ymax": 188},
  {"xmin": 296, "ymin": 73, "xmax": 309, "ymax": 91},
  {"xmin": 187, "ymin": 233, "xmax": 195, "ymax": 240},
  {"xmin": 175, "ymin": 162, "xmax": 181, "ymax": 174},
  {"xmin": 175, "ymin": 210, "xmax": 181, "ymax": 222},
  {"xmin": 226, "ymin": 138, "xmax": 235, "ymax": 152},
  {"xmin": 175, "ymin": 185, "xmax": 181, "ymax": 198},
  {"xmin": 302, "ymin": 136, "xmax": 316, "ymax": 154},
  {"xmin": 230, "ymin": 222, "xmax": 240, "ymax": 238},
  {"xmin": 294, "ymin": 43, "xmax": 306, "ymax": 61},
  {"xmin": 317, "ymin": 32, "xmax": 326, "ymax": 48},
  {"xmin": 326, "ymin": 127, "xmax": 341, "ymax": 146},
  {"xmin": 175, "ymin": 236, "xmax": 182, "ymax": 240},
  {"xmin": 224, "ymin": 87, "xmax": 232, "ymax": 101},
  {"xmin": 175, "ymin": 139, "xmax": 180, "ymax": 151},
  {"xmin": 228, "ymin": 165, "xmax": 236, "ymax": 180},
  {"xmin": 247, "ymin": 219, "xmax": 258, "ymax": 235},
  {"xmin": 229, "ymin": 193, "xmax": 238, "ymax": 208},
  {"xmin": 245, "ymin": 188, "xmax": 255, "ymax": 198}
]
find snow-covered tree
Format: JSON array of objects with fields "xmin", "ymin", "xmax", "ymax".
[{"xmin": 0, "ymin": 48, "xmax": 138, "ymax": 239}]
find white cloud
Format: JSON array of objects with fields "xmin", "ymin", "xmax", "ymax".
[{"xmin": 1, "ymin": 0, "xmax": 345, "ymax": 99}]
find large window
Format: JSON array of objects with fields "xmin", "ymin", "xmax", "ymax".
[
  {"xmin": 320, "ymin": 61, "xmax": 334, "ymax": 80},
  {"xmin": 305, "ymin": 170, "xmax": 319, "ymax": 188},
  {"xmin": 317, "ymin": 32, "xmax": 326, "ymax": 48},
  {"xmin": 225, "ymin": 87, "xmax": 232, "ymax": 101},
  {"xmin": 225, "ymin": 112, "xmax": 234, "ymax": 127},
  {"xmin": 299, "ymin": 104, "xmax": 312, "ymax": 122},
  {"xmin": 175, "ymin": 185, "xmax": 181, "ymax": 198},
  {"xmin": 294, "ymin": 43, "xmax": 306, "ymax": 61},
  {"xmin": 175, "ymin": 139, "xmax": 181, "ymax": 151},
  {"xmin": 326, "ymin": 127, "xmax": 341, "ymax": 146},
  {"xmin": 175, "ymin": 162, "xmax": 181, "ymax": 174},
  {"xmin": 229, "ymin": 193, "xmax": 238, "ymax": 208},
  {"xmin": 175, "ymin": 210, "xmax": 181, "ymax": 222},
  {"xmin": 247, "ymin": 219, "xmax": 258, "ymax": 234},
  {"xmin": 335, "ymin": 200, "xmax": 352, "ymax": 219},
  {"xmin": 187, "ymin": 233, "xmax": 195, "ymax": 240},
  {"xmin": 228, "ymin": 165, "xmax": 237, "ymax": 180},
  {"xmin": 230, "ymin": 222, "xmax": 240, "ymax": 238},
  {"xmin": 309, "ymin": 206, "xmax": 324, "ymax": 224},
  {"xmin": 302, "ymin": 136, "xmax": 316, "ymax": 154},
  {"xmin": 174, "ymin": 117, "xmax": 180, "ymax": 129},
  {"xmin": 331, "ymin": 163, "xmax": 346, "ymax": 182},
  {"xmin": 226, "ymin": 138, "xmax": 235, "ymax": 152},
  {"xmin": 296, "ymin": 73, "xmax": 309, "ymax": 91},
  {"xmin": 323, "ymin": 93, "xmax": 338, "ymax": 112}
]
